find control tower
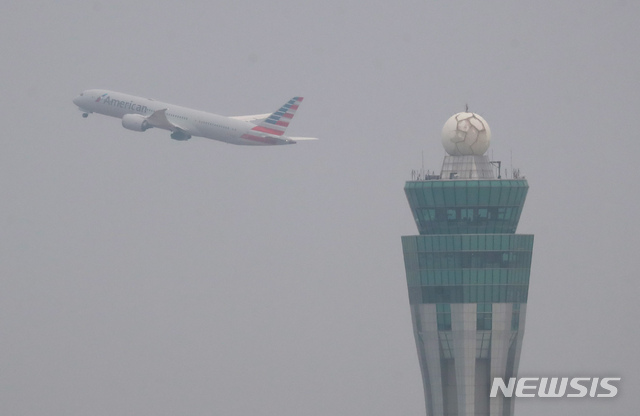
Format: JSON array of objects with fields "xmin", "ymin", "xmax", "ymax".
[{"xmin": 401, "ymin": 113, "xmax": 534, "ymax": 416}]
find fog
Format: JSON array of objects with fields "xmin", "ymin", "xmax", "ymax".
[{"xmin": 1, "ymin": 1, "xmax": 639, "ymax": 414}]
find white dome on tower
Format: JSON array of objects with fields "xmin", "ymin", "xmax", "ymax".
[{"xmin": 441, "ymin": 112, "xmax": 491, "ymax": 156}]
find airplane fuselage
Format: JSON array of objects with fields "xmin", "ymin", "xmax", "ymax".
[{"xmin": 73, "ymin": 89, "xmax": 303, "ymax": 145}]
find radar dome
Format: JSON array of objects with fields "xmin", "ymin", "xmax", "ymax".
[{"xmin": 441, "ymin": 112, "xmax": 491, "ymax": 156}]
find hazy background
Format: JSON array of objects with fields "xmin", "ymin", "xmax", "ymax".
[{"xmin": 1, "ymin": 1, "xmax": 639, "ymax": 415}]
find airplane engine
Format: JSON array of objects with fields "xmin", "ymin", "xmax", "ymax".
[
  {"xmin": 170, "ymin": 131, "xmax": 191, "ymax": 141},
  {"xmin": 121, "ymin": 114, "xmax": 151, "ymax": 132}
]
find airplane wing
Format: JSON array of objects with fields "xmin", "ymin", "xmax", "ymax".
[
  {"xmin": 229, "ymin": 113, "xmax": 272, "ymax": 123},
  {"xmin": 145, "ymin": 108, "xmax": 185, "ymax": 131}
]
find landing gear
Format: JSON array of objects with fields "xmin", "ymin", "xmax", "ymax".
[{"xmin": 82, "ymin": 112, "xmax": 89, "ymax": 118}]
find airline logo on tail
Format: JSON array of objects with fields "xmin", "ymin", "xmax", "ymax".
[{"xmin": 250, "ymin": 97, "xmax": 303, "ymax": 136}]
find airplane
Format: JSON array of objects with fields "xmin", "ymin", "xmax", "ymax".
[{"xmin": 72, "ymin": 89, "xmax": 318, "ymax": 146}]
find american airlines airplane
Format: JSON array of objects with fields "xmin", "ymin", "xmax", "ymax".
[{"xmin": 73, "ymin": 89, "xmax": 318, "ymax": 145}]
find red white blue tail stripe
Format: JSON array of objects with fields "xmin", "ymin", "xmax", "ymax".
[{"xmin": 249, "ymin": 97, "xmax": 303, "ymax": 136}]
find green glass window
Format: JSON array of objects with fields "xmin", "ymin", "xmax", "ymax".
[
  {"xmin": 455, "ymin": 183, "xmax": 467, "ymax": 205},
  {"xmin": 478, "ymin": 187, "xmax": 491, "ymax": 205},
  {"xmin": 443, "ymin": 182, "xmax": 455, "ymax": 206},
  {"xmin": 467, "ymin": 184, "xmax": 479, "ymax": 205},
  {"xmin": 477, "ymin": 303, "xmax": 492, "ymax": 330},
  {"xmin": 436, "ymin": 303, "xmax": 452, "ymax": 330},
  {"xmin": 489, "ymin": 182, "xmax": 502, "ymax": 205}
]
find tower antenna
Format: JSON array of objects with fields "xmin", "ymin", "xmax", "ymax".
[
  {"xmin": 510, "ymin": 149, "xmax": 513, "ymax": 178},
  {"xmin": 465, "ymin": 103, "xmax": 469, "ymax": 112}
]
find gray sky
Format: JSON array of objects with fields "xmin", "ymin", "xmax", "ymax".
[{"xmin": 1, "ymin": 1, "xmax": 639, "ymax": 415}]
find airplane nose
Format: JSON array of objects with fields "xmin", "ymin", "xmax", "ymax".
[{"xmin": 73, "ymin": 96, "xmax": 80, "ymax": 106}]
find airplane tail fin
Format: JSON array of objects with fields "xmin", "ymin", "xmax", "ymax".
[{"xmin": 250, "ymin": 97, "xmax": 303, "ymax": 136}]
